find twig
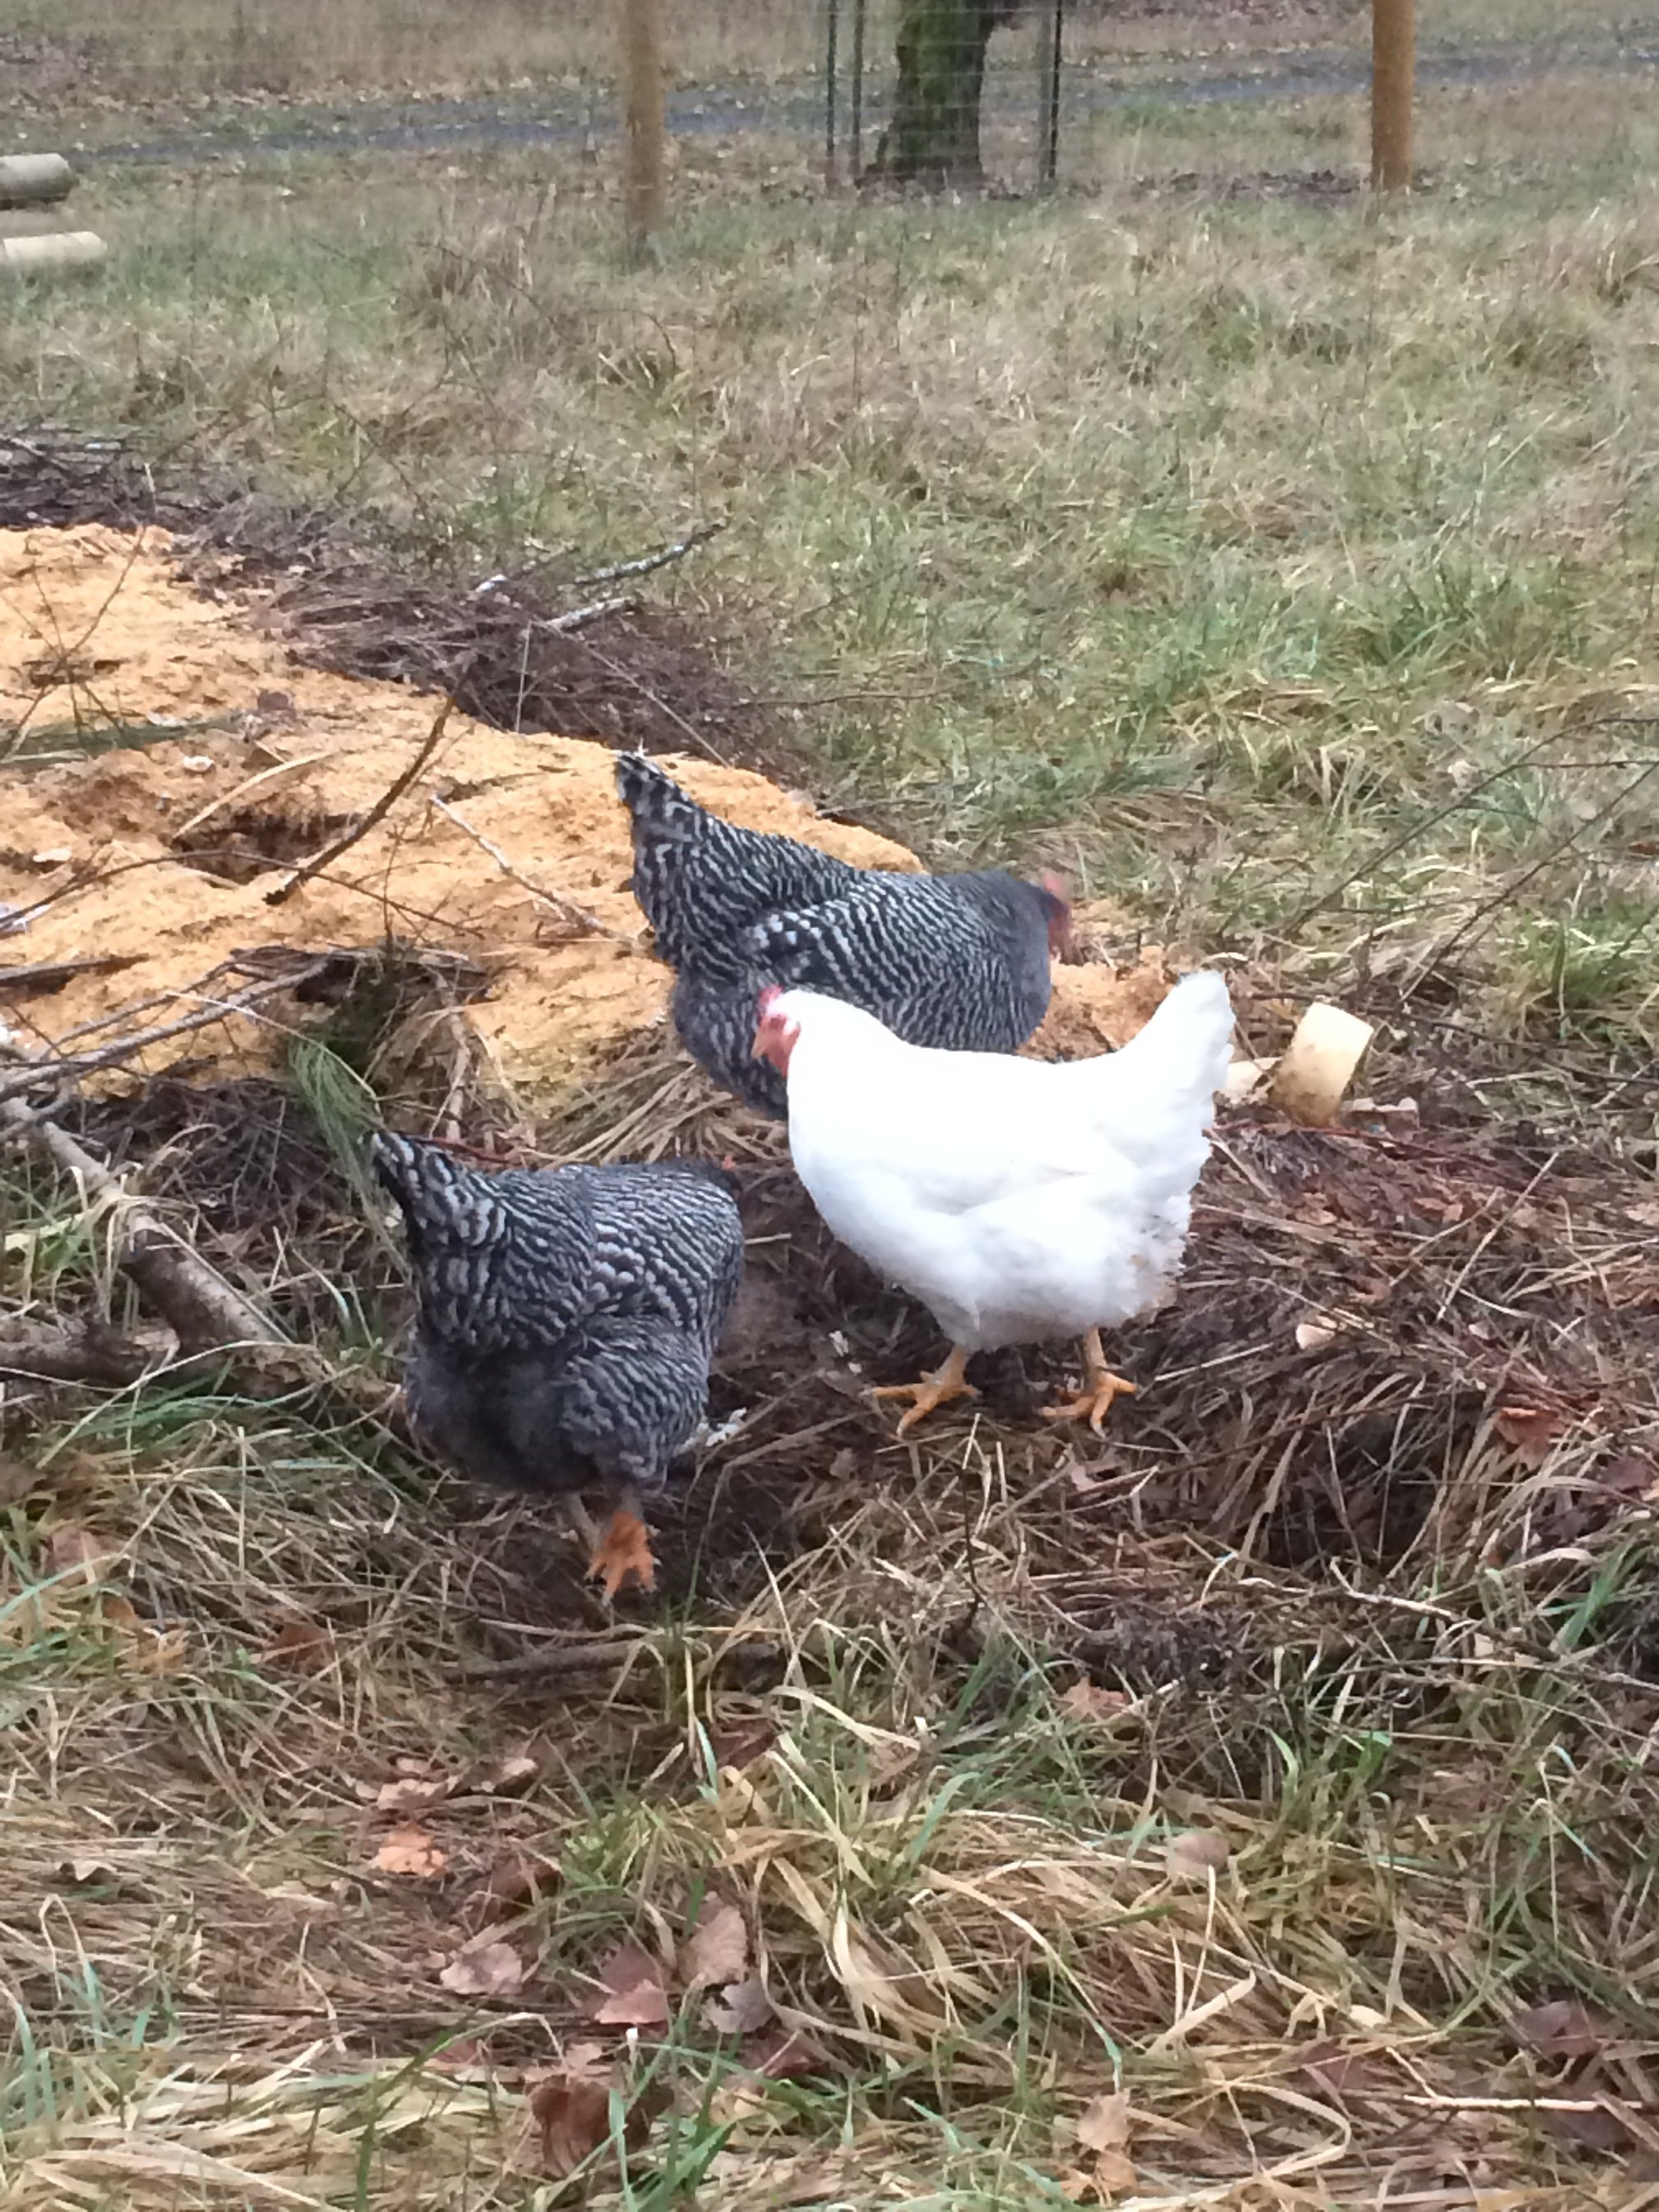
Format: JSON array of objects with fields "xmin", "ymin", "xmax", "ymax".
[
  {"xmin": 540, "ymin": 592, "xmax": 638, "ymax": 636},
  {"xmin": 0, "ymin": 956, "xmax": 333, "ymax": 1106},
  {"xmin": 264, "ymin": 687, "xmax": 459, "ymax": 907},
  {"xmin": 426, "ymin": 796, "xmax": 622, "ymax": 941},
  {"xmin": 569, "ymin": 520, "xmax": 725, "ymax": 590}
]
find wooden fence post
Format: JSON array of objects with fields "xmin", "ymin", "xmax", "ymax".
[
  {"xmin": 1370, "ymin": 0, "xmax": 1415, "ymax": 192},
  {"xmin": 620, "ymin": 0, "xmax": 665, "ymax": 262}
]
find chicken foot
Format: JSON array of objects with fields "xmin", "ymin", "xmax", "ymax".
[
  {"xmin": 1042, "ymin": 1328, "xmax": 1136, "ymax": 1435},
  {"xmin": 581, "ymin": 1487, "xmax": 659, "ymax": 1597},
  {"xmin": 870, "ymin": 1345, "xmax": 979, "ymax": 1437}
]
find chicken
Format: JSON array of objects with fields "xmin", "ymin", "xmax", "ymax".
[
  {"xmin": 617, "ymin": 751, "xmax": 1070, "ymax": 1118},
  {"xmin": 752, "ymin": 971, "xmax": 1234, "ymax": 1434},
  {"xmin": 371, "ymin": 1133, "xmax": 743, "ymax": 1595}
]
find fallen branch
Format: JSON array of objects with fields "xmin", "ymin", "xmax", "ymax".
[
  {"xmin": 0, "ymin": 1318, "xmax": 173, "ymax": 1387},
  {"xmin": 427, "ymin": 796, "xmax": 626, "ymax": 942},
  {"xmin": 569, "ymin": 520, "xmax": 724, "ymax": 591},
  {"xmin": 264, "ymin": 688, "xmax": 458, "ymax": 907},
  {"xmin": 0, "ymin": 954, "xmax": 142, "ymax": 1000},
  {"xmin": 540, "ymin": 592, "xmax": 638, "ymax": 636},
  {"xmin": 0, "ymin": 1097, "xmax": 287, "ymax": 1357}
]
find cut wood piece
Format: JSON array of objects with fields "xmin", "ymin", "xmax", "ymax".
[
  {"xmin": 1269, "ymin": 1002, "xmax": 1375, "ymax": 1127},
  {"xmin": 0, "ymin": 232, "xmax": 106, "ymax": 278},
  {"xmin": 0, "ymin": 154, "xmax": 75, "ymax": 207}
]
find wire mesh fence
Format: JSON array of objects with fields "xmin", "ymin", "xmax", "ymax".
[{"xmin": 544, "ymin": 0, "xmax": 1658, "ymax": 210}]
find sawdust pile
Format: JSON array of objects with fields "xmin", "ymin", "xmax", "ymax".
[{"xmin": 0, "ymin": 526, "xmax": 1166, "ymax": 1099}]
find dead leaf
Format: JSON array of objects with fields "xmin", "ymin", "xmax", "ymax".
[
  {"xmin": 44, "ymin": 1524, "xmax": 117, "ymax": 1583},
  {"xmin": 710, "ymin": 1716, "xmax": 778, "ymax": 1771},
  {"xmin": 1495, "ymin": 1403, "xmax": 1567, "ymax": 1467},
  {"xmin": 527, "ymin": 2073, "xmax": 615, "ymax": 2178},
  {"xmin": 478, "ymin": 1753, "xmax": 539, "ymax": 1795},
  {"xmin": 440, "ymin": 1940, "xmax": 526, "ymax": 1999},
  {"xmin": 588, "ymin": 1942, "xmax": 670, "ymax": 2029},
  {"xmin": 1543, "ymin": 2100, "xmax": 1635, "ymax": 2154},
  {"xmin": 1061, "ymin": 1681, "xmax": 1132, "ymax": 1723},
  {"xmin": 1596, "ymin": 1454, "xmax": 1658, "ymax": 1498},
  {"xmin": 479, "ymin": 1847, "xmax": 561, "ymax": 1913},
  {"xmin": 58, "ymin": 1856, "xmax": 117, "ymax": 1885},
  {"xmin": 0, "ymin": 1456, "xmax": 43, "ymax": 1507},
  {"xmin": 703, "ymin": 1975, "xmax": 775, "ymax": 2036},
  {"xmin": 264, "ymin": 1618, "xmax": 333, "ymax": 1669},
  {"xmin": 429, "ymin": 2036, "xmax": 487, "ymax": 2073},
  {"xmin": 373, "ymin": 1826, "xmax": 449, "ymax": 1879},
  {"xmin": 1076, "ymin": 2091, "xmax": 1129, "ymax": 2154},
  {"xmin": 1513, "ymin": 1998, "xmax": 1607, "ymax": 2059},
  {"xmin": 527, "ymin": 2051, "xmax": 655, "ymax": 2178},
  {"xmin": 1165, "ymin": 1829, "xmax": 1230, "ymax": 1877},
  {"xmin": 375, "ymin": 1773, "xmax": 455, "ymax": 1819},
  {"xmin": 682, "ymin": 1899, "xmax": 749, "ymax": 1989},
  {"xmin": 1294, "ymin": 1316, "xmax": 1340, "ymax": 1353},
  {"xmin": 747, "ymin": 2026, "xmax": 827, "ymax": 2079},
  {"xmin": 1090, "ymin": 2151, "xmax": 1137, "ymax": 2198}
]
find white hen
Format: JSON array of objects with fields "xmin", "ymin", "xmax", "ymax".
[{"xmin": 754, "ymin": 970, "xmax": 1235, "ymax": 1434}]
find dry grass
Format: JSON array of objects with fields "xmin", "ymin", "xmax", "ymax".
[{"xmin": 7, "ymin": 8, "xmax": 1659, "ymax": 2204}]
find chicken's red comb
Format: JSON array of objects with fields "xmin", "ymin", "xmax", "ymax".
[
  {"xmin": 756, "ymin": 983, "xmax": 784, "ymax": 1017},
  {"xmin": 1040, "ymin": 869, "xmax": 1071, "ymax": 910}
]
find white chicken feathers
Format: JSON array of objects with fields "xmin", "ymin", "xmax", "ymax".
[{"xmin": 771, "ymin": 970, "xmax": 1235, "ymax": 1354}]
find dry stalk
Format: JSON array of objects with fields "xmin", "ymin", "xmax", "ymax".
[{"xmin": 264, "ymin": 688, "xmax": 459, "ymax": 907}]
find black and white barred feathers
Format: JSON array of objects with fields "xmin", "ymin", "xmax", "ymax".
[
  {"xmin": 371, "ymin": 1132, "xmax": 743, "ymax": 1507},
  {"xmin": 616, "ymin": 752, "xmax": 1069, "ymax": 1118}
]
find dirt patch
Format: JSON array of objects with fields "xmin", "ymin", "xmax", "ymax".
[{"xmin": 0, "ymin": 523, "xmax": 1157, "ymax": 1100}]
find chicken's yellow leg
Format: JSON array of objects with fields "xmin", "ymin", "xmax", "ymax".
[
  {"xmin": 588, "ymin": 1488, "xmax": 658, "ymax": 1597},
  {"xmin": 870, "ymin": 1345, "xmax": 978, "ymax": 1436},
  {"xmin": 1042, "ymin": 1328, "xmax": 1136, "ymax": 1435}
]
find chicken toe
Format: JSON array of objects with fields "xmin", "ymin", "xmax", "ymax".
[
  {"xmin": 1042, "ymin": 1330, "xmax": 1136, "ymax": 1435},
  {"xmin": 870, "ymin": 1345, "xmax": 979, "ymax": 1436},
  {"xmin": 588, "ymin": 1505, "xmax": 658, "ymax": 1597}
]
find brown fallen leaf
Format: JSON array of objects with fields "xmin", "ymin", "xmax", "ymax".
[
  {"xmin": 1513, "ymin": 1998, "xmax": 1608, "ymax": 2060},
  {"xmin": 440, "ymin": 1940, "xmax": 526, "ymax": 1999},
  {"xmin": 1595, "ymin": 1453, "xmax": 1658, "ymax": 1498},
  {"xmin": 375, "ymin": 1773, "xmax": 455, "ymax": 1819},
  {"xmin": 0, "ymin": 1457, "xmax": 43, "ymax": 1508},
  {"xmin": 44, "ymin": 1524, "xmax": 119, "ymax": 1584},
  {"xmin": 1061, "ymin": 1681, "xmax": 1132, "ymax": 1723},
  {"xmin": 747, "ymin": 2026, "xmax": 829, "ymax": 2079},
  {"xmin": 99, "ymin": 1593, "xmax": 190, "ymax": 1675},
  {"xmin": 478, "ymin": 1847, "xmax": 562, "ymax": 1913},
  {"xmin": 58, "ymin": 1856, "xmax": 117, "ymax": 1885},
  {"xmin": 588, "ymin": 1942, "xmax": 670, "ymax": 2029},
  {"xmin": 1075, "ymin": 2091, "xmax": 1129, "ymax": 2154},
  {"xmin": 528, "ymin": 2072, "xmax": 614, "ymax": 2178},
  {"xmin": 1089, "ymin": 2150, "xmax": 1137, "ymax": 2199},
  {"xmin": 1165, "ymin": 1829, "xmax": 1230, "ymax": 1877},
  {"xmin": 703, "ymin": 1975, "xmax": 775, "ymax": 2037},
  {"xmin": 682, "ymin": 1898, "xmax": 748, "ymax": 1989},
  {"xmin": 710, "ymin": 1716, "xmax": 779, "ymax": 1771},
  {"xmin": 527, "ymin": 2049, "xmax": 655, "ymax": 2179},
  {"xmin": 478, "ymin": 1753, "xmax": 539, "ymax": 1795},
  {"xmin": 373, "ymin": 1826, "xmax": 449, "ymax": 1879},
  {"xmin": 1494, "ymin": 1403, "xmax": 1568, "ymax": 1467},
  {"xmin": 264, "ymin": 1618, "xmax": 333, "ymax": 1669}
]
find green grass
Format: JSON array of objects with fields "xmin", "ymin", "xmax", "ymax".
[{"xmin": 9, "ymin": 72, "xmax": 1659, "ymax": 1037}]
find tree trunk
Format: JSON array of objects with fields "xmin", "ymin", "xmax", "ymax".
[{"xmin": 869, "ymin": 0, "xmax": 1019, "ymax": 188}]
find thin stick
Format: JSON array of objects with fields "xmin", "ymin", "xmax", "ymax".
[
  {"xmin": 264, "ymin": 690, "xmax": 457, "ymax": 907},
  {"xmin": 569, "ymin": 520, "xmax": 724, "ymax": 591},
  {"xmin": 426, "ymin": 796, "xmax": 624, "ymax": 941},
  {"xmin": 0, "ymin": 958, "xmax": 333, "ymax": 1105},
  {"xmin": 541, "ymin": 592, "xmax": 638, "ymax": 635}
]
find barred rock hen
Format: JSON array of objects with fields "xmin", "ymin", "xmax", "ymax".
[
  {"xmin": 756, "ymin": 970, "xmax": 1233, "ymax": 1434},
  {"xmin": 617, "ymin": 752, "xmax": 1070, "ymax": 1118},
  {"xmin": 371, "ymin": 1133, "xmax": 743, "ymax": 1595}
]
